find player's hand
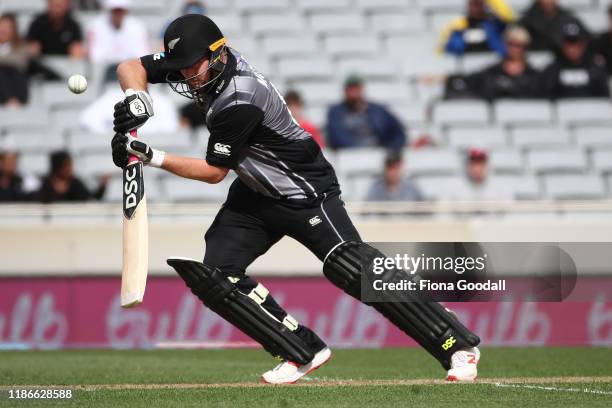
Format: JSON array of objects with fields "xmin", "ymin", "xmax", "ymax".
[
  {"xmin": 111, "ymin": 133, "xmax": 166, "ymax": 168},
  {"xmin": 113, "ymin": 89, "xmax": 154, "ymax": 133}
]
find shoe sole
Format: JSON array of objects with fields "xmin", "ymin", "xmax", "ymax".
[{"xmin": 261, "ymin": 350, "xmax": 332, "ymax": 385}]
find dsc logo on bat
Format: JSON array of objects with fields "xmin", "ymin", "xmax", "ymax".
[{"xmin": 123, "ymin": 163, "xmax": 144, "ymax": 218}]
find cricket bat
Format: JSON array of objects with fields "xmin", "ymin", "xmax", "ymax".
[{"xmin": 120, "ymin": 129, "xmax": 149, "ymax": 308}]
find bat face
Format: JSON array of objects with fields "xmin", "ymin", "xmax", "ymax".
[
  {"xmin": 123, "ymin": 161, "xmax": 145, "ymax": 219},
  {"xmin": 121, "ymin": 149, "xmax": 149, "ymax": 308}
]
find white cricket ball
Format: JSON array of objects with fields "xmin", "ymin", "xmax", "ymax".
[{"xmin": 68, "ymin": 74, "xmax": 88, "ymax": 94}]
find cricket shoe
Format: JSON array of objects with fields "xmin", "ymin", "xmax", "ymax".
[
  {"xmin": 261, "ymin": 347, "xmax": 332, "ymax": 384},
  {"xmin": 446, "ymin": 347, "xmax": 480, "ymax": 382}
]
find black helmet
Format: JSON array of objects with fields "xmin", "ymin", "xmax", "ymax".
[{"xmin": 163, "ymin": 14, "xmax": 227, "ymax": 103}]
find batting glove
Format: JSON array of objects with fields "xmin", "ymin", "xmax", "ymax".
[
  {"xmin": 113, "ymin": 89, "xmax": 154, "ymax": 134},
  {"xmin": 111, "ymin": 133, "xmax": 166, "ymax": 168}
]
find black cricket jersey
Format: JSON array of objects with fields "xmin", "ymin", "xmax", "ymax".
[{"xmin": 141, "ymin": 48, "xmax": 339, "ymax": 204}]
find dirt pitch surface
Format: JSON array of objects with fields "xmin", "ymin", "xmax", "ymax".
[{"xmin": 0, "ymin": 348, "xmax": 611, "ymax": 407}]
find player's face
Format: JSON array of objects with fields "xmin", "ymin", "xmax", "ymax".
[{"xmin": 180, "ymin": 57, "xmax": 212, "ymax": 90}]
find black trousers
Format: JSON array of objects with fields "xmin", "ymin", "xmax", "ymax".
[{"xmin": 203, "ymin": 180, "xmax": 361, "ymax": 354}]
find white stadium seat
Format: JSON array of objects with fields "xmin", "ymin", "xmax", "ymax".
[
  {"xmin": 78, "ymin": 153, "xmax": 116, "ymax": 178},
  {"xmin": 557, "ymin": 99, "xmax": 612, "ymax": 126},
  {"xmin": 510, "ymin": 127, "xmax": 571, "ymax": 149},
  {"xmin": 5, "ymin": 132, "xmax": 66, "ymax": 153},
  {"xmin": 249, "ymin": 13, "xmax": 305, "ymax": 35},
  {"xmin": 294, "ymin": 0, "xmax": 352, "ymax": 12},
  {"xmin": 433, "ymin": 100, "xmax": 490, "ymax": 126},
  {"xmin": 573, "ymin": 126, "xmax": 612, "ymax": 150},
  {"xmin": 366, "ymin": 81, "xmax": 412, "ymax": 104},
  {"xmin": 0, "ymin": 0, "xmax": 45, "ymax": 13},
  {"xmin": 207, "ymin": 14, "xmax": 244, "ymax": 36},
  {"xmin": 446, "ymin": 126, "xmax": 507, "ymax": 149},
  {"xmin": 416, "ymin": 0, "xmax": 464, "ymax": 11},
  {"xmin": 69, "ymin": 132, "xmax": 111, "ymax": 154},
  {"xmin": 544, "ymin": 175, "xmax": 606, "ymax": 200},
  {"xmin": 489, "ymin": 175, "xmax": 541, "ymax": 200},
  {"xmin": 262, "ymin": 36, "xmax": 319, "ymax": 57},
  {"xmin": 309, "ymin": 13, "xmax": 366, "ymax": 34},
  {"xmin": 336, "ymin": 149, "xmax": 386, "ymax": 177},
  {"xmin": 0, "ymin": 107, "xmax": 50, "ymax": 131},
  {"xmin": 324, "ymin": 35, "xmax": 379, "ymax": 57},
  {"xmin": 290, "ymin": 81, "xmax": 339, "ymax": 105},
  {"xmin": 405, "ymin": 148, "xmax": 461, "ymax": 176},
  {"xmin": 234, "ymin": 0, "xmax": 291, "ymax": 13},
  {"xmin": 41, "ymin": 82, "xmax": 95, "ymax": 108},
  {"xmin": 277, "ymin": 57, "xmax": 334, "ymax": 80},
  {"xmin": 336, "ymin": 58, "xmax": 398, "ymax": 80},
  {"xmin": 356, "ymin": 0, "xmax": 413, "ymax": 11},
  {"xmin": 414, "ymin": 175, "xmax": 464, "ymax": 200},
  {"xmin": 19, "ymin": 152, "xmax": 49, "ymax": 176},
  {"xmin": 370, "ymin": 12, "xmax": 426, "ymax": 34},
  {"xmin": 592, "ymin": 151, "xmax": 612, "ymax": 174},
  {"xmin": 494, "ymin": 100, "xmax": 554, "ymax": 125},
  {"xmin": 163, "ymin": 176, "xmax": 233, "ymax": 203},
  {"xmin": 489, "ymin": 149, "xmax": 524, "ymax": 174},
  {"xmin": 527, "ymin": 150, "xmax": 587, "ymax": 174}
]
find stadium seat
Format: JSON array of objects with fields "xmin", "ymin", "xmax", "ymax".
[
  {"xmin": 52, "ymin": 108, "xmax": 85, "ymax": 133},
  {"xmin": 5, "ymin": 132, "xmax": 66, "ymax": 154},
  {"xmin": 290, "ymin": 80, "xmax": 340, "ymax": 105},
  {"xmin": 370, "ymin": 12, "xmax": 426, "ymax": 34},
  {"xmin": 556, "ymin": 99, "xmax": 612, "ymax": 126},
  {"xmin": 336, "ymin": 57, "xmax": 398, "ymax": 80},
  {"xmin": 592, "ymin": 151, "xmax": 612, "ymax": 174},
  {"xmin": 130, "ymin": 0, "xmax": 165, "ymax": 13},
  {"xmin": 294, "ymin": 0, "xmax": 352, "ymax": 12},
  {"xmin": 37, "ymin": 57, "xmax": 88, "ymax": 81},
  {"xmin": 228, "ymin": 36, "xmax": 258, "ymax": 60},
  {"xmin": 234, "ymin": 0, "xmax": 291, "ymax": 14},
  {"xmin": 68, "ymin": 132, "xmax": 110, "ymax": 154},
  {"xmin": 304, "ymin": 105, "xmax": 328, "ymax": 129},
  {"xmin": 526, "ymin": 51, "xmax": 555, "ymax": 70},
  {"xmin": 249, "ymin": 13, "xmax": 304, "ymax": 35},
  {"xmin": 309, "ymin": 13, "xmax": 366, "ymax": 34},
  {"xmin": 446, "ymin": 126, "xmax": 507, "ymax": 149},
  {"xmin": 488, "ymin": 175, "xmax": 541, "ymax": 200},
  {"xmin": 510, "ymin": 126, "xmax": 571, "ymax": 149},
  {"xmin": 459, "ymin": 53, "xmax": 500, "ymax": 73},
  {"xmin": 416, "ymin": 0, "xmax": 463, "ymax": 11},
  {"xmin": 0, "ymin": 107, "xmax": 49, "ymax": 131},
  {"xmin": 432, "ymin": 100, "xmax": 490, "ymax": 126},
  {"xmin": 0, "ymin": 0, "xmax": 45, "ymax": 13},
  {"xmin": 207, "ymin": 13, "xmax": 244, "ymax": 36},
  {"xmin": 162, "ymin": 176, "xmax": 233, "ymax": 203},
  {"xmin": 576, "ymin": 9, "xmax": 609, "ymax": 32},
  {"xmin": 488, "ymin": 149, "xmax": 524, "ymax": 174},
  {"xmin": 429, "ymin": 11, "xmax": 465, "ymax": 32},
  {"xmin": 357, "ymin": 0, "xmax": 413, "ymax": 11},
  {"xmin": 324, "ymin": 35, "xmax": 379, "ymax": 57},
  {"xmin": 366, "ymin": 81, "xmax": 412, "ymax": 104},
  {"xmin": 405, "ymin": 148, "xmax": 461, "ymax": 176},
  {"xmin": 348, "ymin": 174, "xmax": 379, "ymax": 201},
  {"xmin": 387, "ymin": 102, "xmax": 428, "ymax": 127},
  {"xmin": 414, "ymin": 175, "xmax": 464, "ymax": 200},
  {"xmin": 262, "ymin": 36, "xmax": 319, "ymax": 58},
  {"xmin": 137, "ymin": 131, "xmax": 193, "ymax": 153},
  {"xmin": 78, "ymin": 153, "xmax": 116, "ymax": 178},
  {"xmin": 277, "ymin": 56, "xmax": 334, "ymax": 80},
  {"xmin": 336, "ymin": 149, "xmax": 386, "ymax": 177},
  {"xmin": 544, "ymin": 174, "xmax": 606, "ymax": 200},
  {"xmin": 493, "ymin": 100, "xmax": 554, "ymax": 125},
  {"xmin": 527, "ymin": 150, "xmax": 587, "ymax": 174},
  {"xmin": 41, "ymin": 82, "xmax": 95, "ymax": 108},
  {"xmin": 19, "ymin": 152, "xmax": 49, "ymax": 176},
  {"xmin": 573, "ymin": 126, "xmax": 612, "ymax": 150}
]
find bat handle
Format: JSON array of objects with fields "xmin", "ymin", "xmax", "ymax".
[{"xmin": 128, "ymin": 129, "xmax": 139, "ymax": 165}]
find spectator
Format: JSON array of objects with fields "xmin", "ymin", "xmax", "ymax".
[
  {"xmin": 592, "ymin": 4, "xmax": 612, "ymax": 76},
  {"xmin": 38, "ymin": 150, "xmax": 108, "ymax": 203},
  {"xmin": 80, "ymin": 83, "xmax": 179, "ymax": 134},
  {"xmin": 88, "ymin": 0, "xmax": 150, "ymax": 80},
  {"xmin": 366, "ymin": 151, "xmax": 423, "ymax": 202},
  {"xmin": 0, "ymin": 150, "xmax": 28, "ymax": 202},
  {"xmin": 284, "ymin": 90, "xmax": 325, "ymax": 148},
  {"xmin": 542, "ymin": 23, "xmax": 610, "ymax": 99},
  {"xmin": 458, "ymin": 148, "xmax": 512, "ymax": 201},
  {"xmin": 470, "ymin": 26, "xmax": 542, "ymax": 100},
  {"xmin": 327, "ymin": 75, "xmax": 406, "ymax": 149},
  {"xmin": 440, "ymin": 0, "xmax": 514, "ymax": 56},
  {"xmin": 519, "ymin": 0, "xmax": 589, "ymax": 53},
  {"xmin": 27, "ymin": 0, "xmax": 85, "ymax": 58},
  {"xmin": 0, "ymin": 14, "xmax": 30, "ymax": 106}
]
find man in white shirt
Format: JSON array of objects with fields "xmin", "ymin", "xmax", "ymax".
[{"xmin": 87, "ymin": 0, "xmax": 149, "ymax": 66}]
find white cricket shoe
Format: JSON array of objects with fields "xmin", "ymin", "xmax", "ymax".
[
  {"xmin": 446, "ymin": 347, "xmax": 480, "ymax": 382},
  {"xmin": 261, "ymin": 347, "xmax": 332, "ymax": 384}
]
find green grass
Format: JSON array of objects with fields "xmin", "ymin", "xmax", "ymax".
[{"xmin": 0, "ymin": 348, "xmax": 611, "ymax": 407}]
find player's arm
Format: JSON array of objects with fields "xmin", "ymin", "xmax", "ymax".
[{"xmin": 113, "ymin": 54, "xmax": 168, "ymax": 134}]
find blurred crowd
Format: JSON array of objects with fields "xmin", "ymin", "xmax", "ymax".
[{"xmin": 0, "ymin": 0, "xmax": 611, "ymax": 204}]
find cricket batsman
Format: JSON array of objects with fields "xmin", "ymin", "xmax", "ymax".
[{"xmin": 110, "ymin": 14, "xmax": 481, "ymax": 384}]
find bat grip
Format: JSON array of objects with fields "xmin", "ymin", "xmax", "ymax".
[{"xmin": 128, "ymin": 129, "xmax": 139, "ymax": 165}]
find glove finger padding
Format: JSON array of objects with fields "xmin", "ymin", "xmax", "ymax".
[
  {"xmin": 112, "ymin": 90, "xmax": 154, "ymax": 133},
  {"xmin": 111, "ymin": 133, "xmax": 129, "ymax": 169}
]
